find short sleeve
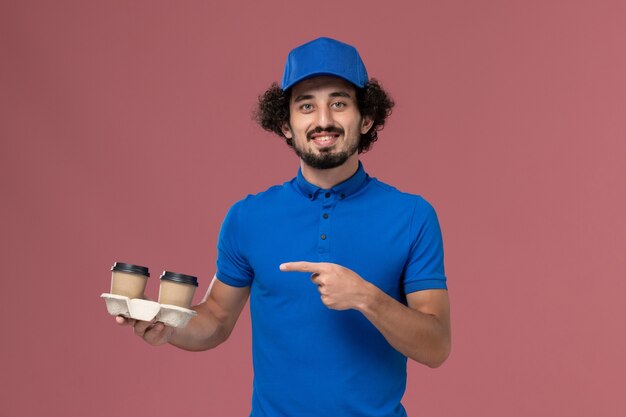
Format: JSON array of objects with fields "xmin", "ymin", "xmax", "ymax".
[
  {"xmin": 216, "ymin": 201, "xmax": 254, "ymax": 287},
  {"xmin": 403, "ymin": 198, "xmax": 447, "ymax": 293}
]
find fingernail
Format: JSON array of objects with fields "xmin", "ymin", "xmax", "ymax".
[{"xmin": 279, "ymin": 264, "xmax": 286, "ymax": 271}]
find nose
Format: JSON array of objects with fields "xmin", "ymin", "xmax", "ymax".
[{"xmin": 314, "ymin": 105, "xmax": 332, "ymax": 127}]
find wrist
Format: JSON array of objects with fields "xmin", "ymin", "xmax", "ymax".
[{"xmin": 355, "ymin": 281, "xmax": 384, "ymax": 314}]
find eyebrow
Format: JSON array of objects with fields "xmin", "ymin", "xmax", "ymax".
[{"xmin": 293, "ymin": 91, "xmax": 353, "ymax": 103}]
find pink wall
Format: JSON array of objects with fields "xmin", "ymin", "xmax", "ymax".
[{"xmin": 2, "ymin": 1, "xmax": 625, "ymax": 416}]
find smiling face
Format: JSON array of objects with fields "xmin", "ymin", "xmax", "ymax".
[{"xmin": 281, "ymin": 76, "xmax": 373, "ymax": 170}]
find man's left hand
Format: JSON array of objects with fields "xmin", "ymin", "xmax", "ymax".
[{"xmin": 279, "ymin": 261, "xmax": 374, "ymax": 310}]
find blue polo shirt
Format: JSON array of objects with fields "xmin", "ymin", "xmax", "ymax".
[{"xmin": 216, "ymin": 162, "xmax": 446, "ymax": 417}]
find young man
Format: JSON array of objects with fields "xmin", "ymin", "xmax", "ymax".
[{"xmin": 118, "ymin": 37, "xmax": 450, "ymax": 417}]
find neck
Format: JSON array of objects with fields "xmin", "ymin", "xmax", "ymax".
[{"xmin": 300, "ymin": 154, "xmax": 360, "ymax": 189}]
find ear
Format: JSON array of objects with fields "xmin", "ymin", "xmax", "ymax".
[
  {"xmin": 281, "ymin": 122, "xmax": 293, "ymax": 139},
  {"xmin": 360, "ymin": 115, "xmax": 374, "ymax": 135}
]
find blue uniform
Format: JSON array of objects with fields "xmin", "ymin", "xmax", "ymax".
[{"xmin": 216, "ymin": 163, "xmax": 447, "ymax": 417}]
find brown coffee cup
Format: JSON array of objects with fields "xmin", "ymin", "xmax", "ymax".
[
  {"xmin": 158, "ymin": 271, "xmax": 198, "ymax": 309},
  {"xmin": 110, "ymin": 262, "xmax": 150, "ymax": 299}
]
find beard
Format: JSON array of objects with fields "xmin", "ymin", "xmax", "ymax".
[{"xmin": 291, "ymin": 126, "xmax": 360, "ymax": 170}]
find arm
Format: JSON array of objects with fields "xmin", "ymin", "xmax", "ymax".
[
  {"xmin": 358, "ymin": 286, "xmax": 450, "ymax": 368},
  {"xmin": 169, "ymin": 276, "xmax": 250, "ymax": 351},
  {"xmin": 117, "ymin": 276, "xmax": 250, "ymax": 352},
  {"xmin": 280, "ymin": 262, "xmax": 451, "ymax": 368}
]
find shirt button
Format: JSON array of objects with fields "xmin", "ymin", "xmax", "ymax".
[
  {"xmin": 320, "ymin": 234, "xmax": 327, "ymax": 240},
  {"xmin": 308, "ymin": 193, "xmax": 313, "ymax": 200},
  {"xmin": 325, "ymin": 192, "xmax": 331, "ymax": 198},
  {"xmin": 340, "ymin": 193, "xmax": 346, "ymax": 199},
  {"xmin": 323, "ymin": 213, "xmax": 329, "ymax": 219}
]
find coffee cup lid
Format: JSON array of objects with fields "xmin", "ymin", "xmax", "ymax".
[
  {"xmin": 111, "ymin": 262, "xmax": 150, "ymax": 277},
  {"xmin": 160, "ymin": 271, "xmax": 199, "ymax": 287}
]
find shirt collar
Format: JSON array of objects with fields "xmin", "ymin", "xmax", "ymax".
[{"xmin": 294, "ymin": 161, "xmax": 369, "ymax": 200}]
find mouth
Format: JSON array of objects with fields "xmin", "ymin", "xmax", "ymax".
[
  {"xmin": 311, "ymin": 134, "xmax": 339, "ymax": 148},
  {"xmin": 308, "ymin": 129, "xmax": 342, "ymax": 148}
]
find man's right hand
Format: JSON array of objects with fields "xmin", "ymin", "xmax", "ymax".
[
  {"xmin": 112, "ymin": 276, "xmax": 250, "ymax": 351},
  {"xmin": 115, "ymin": 316, "xmax": 175, "ymax": 346}
]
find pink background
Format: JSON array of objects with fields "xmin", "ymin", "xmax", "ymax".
[{"xmin": 1, "ymin": 1, "xmax": 625, "ymax": 416}]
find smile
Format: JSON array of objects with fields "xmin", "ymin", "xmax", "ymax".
[
  {"xmin": 315, "ymin": 135, "xmax": 336, "ymax": 142},
  {"xmin": 310, "ymin": 133, "xmax": 339, "ymax": 148}
]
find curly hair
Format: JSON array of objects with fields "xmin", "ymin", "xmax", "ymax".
[{"xmin": 254, "ymin": 79, "xmax": 394, "ymax": 153}]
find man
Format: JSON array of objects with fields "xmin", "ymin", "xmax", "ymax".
[{"xmin": 117, "ymin": 37, "xmax": 451, "ymax": 417}]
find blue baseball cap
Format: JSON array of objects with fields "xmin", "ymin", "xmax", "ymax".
[{"xmin": 281, "ymin": 37, "xmax": 369, "ymax": 90}]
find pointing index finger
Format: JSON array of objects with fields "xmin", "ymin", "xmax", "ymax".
[{"xmin": 280, "ymin": 262, "xmax": 324, "ymax": 273}]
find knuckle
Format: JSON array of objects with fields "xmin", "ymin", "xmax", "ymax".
[
  {"xmin": 144, "ymin": 329, "xmax": 157, "ymax": 344},
  {"xmin": 133, "ymin": 322, "xmax": 148, "ymax": 336}
]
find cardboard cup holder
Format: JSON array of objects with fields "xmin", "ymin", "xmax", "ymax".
[{"xmin": 101, "ymin": 293, "xmax": 197, "ymax": 328}]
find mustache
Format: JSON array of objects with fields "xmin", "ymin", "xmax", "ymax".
[{"xmin": 306, "ymin": 126, "xmax": 345, "ymax": 140}]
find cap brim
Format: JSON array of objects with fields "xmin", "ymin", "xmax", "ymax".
[{"xmin": 282, "ymin": 71, "xmax": 365, "ymax": 90}]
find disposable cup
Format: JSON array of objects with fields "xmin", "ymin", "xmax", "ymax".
[
  {"xmin": 110, "ymin": 262, "xmax": 150, "ymax": 299},
  {"xmin": 158, "ymin": 271, "xmax": 198, "ymax": 309}
]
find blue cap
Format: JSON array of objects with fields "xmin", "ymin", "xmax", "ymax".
[{"xmin": 281, "ymin": 37, "xmax": 368, "ymax": 90}]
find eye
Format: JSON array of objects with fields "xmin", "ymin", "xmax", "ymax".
[
  {"xmin": 300, "ymin": 103, "xmax": 314, "ymax": 112},
  {"xmin": 331, "ymin": 101, "xmax": 346, "ymax": 109}
]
